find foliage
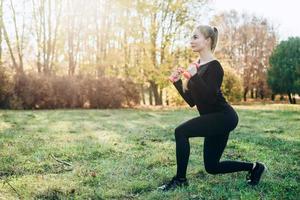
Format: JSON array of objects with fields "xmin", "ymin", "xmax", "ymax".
[
  {"xmin": 1, "ymin": 73, "xmax": 140, "ymax": 109},
  {"xmin": 221, "ymin": 65, "xmax": 243, "ymax": 103},
  {"xmin": 0, "ymin": 68, "xmax": 12, "ymax": 108},
  {"xmin": 267, "ymin": 37, "xmax": 300, "ymax": 95}
]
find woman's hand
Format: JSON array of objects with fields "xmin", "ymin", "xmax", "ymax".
[
  {"xmin": 169, "ymin": 67, "xmax": 183, "ymax": 83},
  {"xmin": 182, "ymin": 63, "xmax": 200, "ymax": 79}
]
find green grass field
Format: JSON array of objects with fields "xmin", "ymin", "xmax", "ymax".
[{"xmin": 0, "ymin": 104, "xmax": 299, "ymax": 199}]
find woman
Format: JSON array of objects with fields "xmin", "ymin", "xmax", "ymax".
[{"xmin": 158, "ymin": 25, "xmax": 267, "ymax": 191}]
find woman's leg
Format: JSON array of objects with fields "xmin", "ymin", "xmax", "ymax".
[
  {"xmin": 174, "ymin": 112, "xmax": 253, "ymax": 178},
  {"xmin": 203, "ymin": 134, "xmax": 253, "ymax": 174}
]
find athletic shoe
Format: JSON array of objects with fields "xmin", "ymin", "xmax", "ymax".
[
  {"xmin": 157, "ymin": 176, "xmax": 189, "ymax": 191},
  {"xmin": 246, "ymin": 162, "xmax": 268, "ymax": 186}
]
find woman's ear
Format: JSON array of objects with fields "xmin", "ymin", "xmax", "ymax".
[{"xmin": 205, "ymin": 37, "xmax": 211, "ymax": 47}]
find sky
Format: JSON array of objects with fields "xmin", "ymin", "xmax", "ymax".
[{"xmin": 210, "ymin": 0, "xmax": 300, "ymax": 41}]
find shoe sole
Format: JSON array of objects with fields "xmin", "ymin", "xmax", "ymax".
[
  {"xmin": 157, "ymin": 182, "xmax": 189, "ymax": 191},
  {"xmin": 260, "ymin": 162, "xmax": 268, "ymax": 179}
]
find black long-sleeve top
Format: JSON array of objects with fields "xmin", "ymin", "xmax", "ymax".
[{"xmin": 173, "ymin": 60, "xmax": 230, "ymax": 115}]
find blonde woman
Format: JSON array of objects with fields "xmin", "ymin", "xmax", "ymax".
[{"xmin": 159, "ymin": 25, "xmax": 267, "ymax": 191}]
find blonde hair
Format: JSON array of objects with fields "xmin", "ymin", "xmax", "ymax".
[{"xmin": 182, "ymin": 25, "xmax": 219, "ymax": 92}]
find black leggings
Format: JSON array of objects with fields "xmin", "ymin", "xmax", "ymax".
[{"xmin": 174, "ymin": 105, "xmax": 253, "ymax": 178}]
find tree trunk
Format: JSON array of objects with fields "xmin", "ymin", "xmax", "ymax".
[
  {"xmin": 165, "ymin": 90, "xmax": 169, "ymax": 106},
  {"xmin": 287, "ymin": 92, "xmax": 293, "ymax": 104},
  {"xmin": 255, "ymin": 89, "xmax": 258, "ymax": 99},
  {"xmin": 271, "ymin": 93, "xmax": 275, "ymax": 101},
  {"xmin": 150, "ymin": 81, "xmax": 161, "ymax": 105},
  {"xmin": 159, "ymin": 88, "xmax": 163, "ymax": 105},
  {"xmin": 49, "ymin": 1, "xmax": 62, "ymax": 73},
  {"xmin": 140, "ymin": 84, "xmax": 145, "ymax": 105},
  {"xmin": 291, "ymin": 93, "xmax": 296, "ymax": 104},
  {"xmin": 32, "ymin": 0, "xmax": 42, "ymax": 73},
  {"xmin": 2, "ymin": 18, "xmax": 19, "ymax": 72},
  {"xmin": 257, "ymin": 88, "xmax": 264, "ymax": 99},
  {"xmin": 10, "ymin": 0, "xmax": 24, "ymax": 73},
  {"xmin": 259, "ymin": 89, "xmax": 264, "ymax": 99},
  {"xmin": 243, "ymin": 87, "xmax": 248, "ymax": 101},
  {"xmin": 149, "ymin": 86, "xmax": 153, "ymax": 105}
]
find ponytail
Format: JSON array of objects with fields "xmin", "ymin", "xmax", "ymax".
[{"xmin": 211, "ymin": 26, "xmax": 218, "ymax": 52}]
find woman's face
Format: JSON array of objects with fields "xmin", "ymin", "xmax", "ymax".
[{"xmin": 190, "ymin": 30, "xmax": 210, "ymax": 52}]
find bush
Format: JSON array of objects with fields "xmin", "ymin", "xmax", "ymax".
[
  {"xmin": 11, "ymin": 73, "xmax": 54, "ymax": 109},
  {"xmin": 119, "ymin": 77, "xmax": 140, "ymax": 107},
  {"xmin": 221, "ymin": 65, "xmax": 243, "ymax": 103},
  {"xmin": 3, "ymin": 73, "xmax": 140, "ymax": 109},
  {"xmin": 51, "ymin": 76, "xmax": 81, "ymax": 108},
  {"xmin": 166, "ymin": 84, "xmax": 186, "ymax": 106},
  {"xmin": 0, "ymin": 68, "xmax": 13, "ymax": 108},
  {"xmin": 86, "ymin": 76, "xmax": 125, "ymax": 108}
]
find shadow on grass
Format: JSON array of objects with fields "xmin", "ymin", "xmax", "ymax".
[{"xmin": 34, "ymin": 188, "xmax": 76, "ymax": 200}]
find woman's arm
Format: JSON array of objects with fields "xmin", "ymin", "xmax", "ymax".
[
  {"xmin": 189, "ymin": 63, "xmax": 223, "ymax": 104},
  {"xmin": 173, "ymin": 79, "xmax": 195, "ymax": 107}
]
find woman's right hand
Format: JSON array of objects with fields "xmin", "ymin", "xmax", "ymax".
[{"xmin": 169, "ymin": 67, "xmax": 183, "ymax": 83}]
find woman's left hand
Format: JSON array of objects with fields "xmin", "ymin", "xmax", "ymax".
[{"xmin": 186, "ymin": 63, "xmax": 199, "ymax": 77}]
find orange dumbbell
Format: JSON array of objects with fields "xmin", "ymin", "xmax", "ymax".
[{"xmin": 181, "ymin": 63, "xmax": 200, "ymax": 79}]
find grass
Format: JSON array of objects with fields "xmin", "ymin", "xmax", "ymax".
[{"xmin": 0, "ymin": 104, "xmax": 299, "ymax": 199}]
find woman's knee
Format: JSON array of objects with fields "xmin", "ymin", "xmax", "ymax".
[{"xmin": 204, "ymin": 162, "xmax": 219, "ymax": 174}]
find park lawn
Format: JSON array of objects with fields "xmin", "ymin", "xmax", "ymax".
[{"xmin": 0, "ymin": 104, "xmax": 299, "ymax": 199}]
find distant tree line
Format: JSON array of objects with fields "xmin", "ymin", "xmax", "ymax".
[{"xmin": 0, "ymin": 0, "xmax": 298, "ymax": 108}]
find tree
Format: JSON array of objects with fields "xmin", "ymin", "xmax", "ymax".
[
  {"xmin": 32, "ymin": 0, "xmax": 62, "ymax": 74},
  {"xmin": 267, "ymin": 37, "xmax": 300, "ymax": 104},
  {"xmin": 2, "ymin": 0, "xmax": 27, "ymax": 74},
  {"xmin": 211, "ymin": 10, "xmax": 278, "ymax": 101},
  {"xmin": 136, "ymin": 0, "xmax": 208, "ymax": 105}
]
